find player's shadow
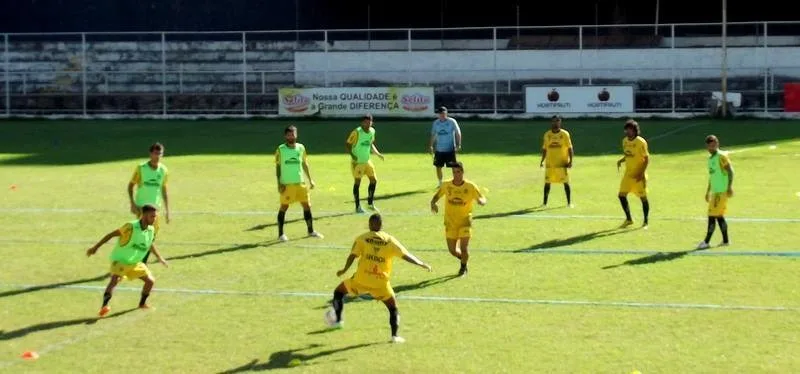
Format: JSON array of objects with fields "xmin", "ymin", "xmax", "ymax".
[
  {"xmin": 244, "ymin": 212, "xmax": 351, "ymax": 232},
  {"xmin": 473, "ymin": 205, "xmax": 564, "ymax": 220},
  {"xmin": 344, "ymin": 189, "xmax": 428, "ymax": 204},
  {"xmin": 0, "ymin": 273, "xmax": 110, "ymax": 299},
  {"xmin": 514, "ymin": 226, "xmax": 640, "ymax": 252},
  {"xmin": 309, "ymin": 274, "xmax": 459, "ymax": 317},
  {"xmin": 165, "ymin": 240, "xmax": 282, "ymax": 261},
  {"xmin": 218, "ymin": 342, "xmax": 380, "ymax": 372},
  {"xmin": 0, "ymin": 308, "xmax": 136, "ymax": 341},
  {"xmin": 602, "ymin": 248, "xmax": 708, "ymax": 269}
]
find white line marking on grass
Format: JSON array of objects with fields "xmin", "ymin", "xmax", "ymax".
[
  {"xmin": 0, "ymin": 283, "xmax": 796, "ymax": 313},
  {"xmin": 649, "ymin": 122, "xmax": 709, "ymax": 141},
  {"xmin": 0, "ymin": 238, "xmax": 797, "ymax": 258},
  {"xmin": 1, "ymin": 207, "xmax": 798, "ymax": 223}
]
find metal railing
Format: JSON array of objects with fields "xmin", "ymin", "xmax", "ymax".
[{"xmin": 1, "ymin": 21, "xmax": 798, "ymax": 116}]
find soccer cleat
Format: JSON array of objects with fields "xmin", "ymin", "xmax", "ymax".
[
  {"xmin": 330, "ymin": 322, "xmax": 343, "ymax": 329},
  {"xmin": 568, "ymin": 203, "xmax": 575, "ymax": 208},
  {"xmin": 457, "ymin": 266, "xmax": 468, "ymax": 277},
  {"xmin": 138, "ymin": 304, "xmax": 154, "ymax": 311},
  {"xmin": 642, "ymin": 222, "xmax": 649, "ymax": 230},
  {"xmin": 619, "ymin": 220, "xmax": 634, "ymax": 228},
  {"xmin": 355, "ymin": 206, "xmax": 365, "ymax": 214},
  {"xmin": 98, "ymin": 306, "xmax": 111, "ymax": 317},
  {"xmin": 718, "ymin": 241, "xmax": 730, "ymax": 247},
  {"xmin": 368, "ymin": 204, "xmax": 379, "ymax": 212},
  {"xmin": 278, "ymin": 234, "xmax": 289, "ymax": 242},
  {"xmin": 696, "ymin": 241, "xmax": 710, "ymax": 250},
  {"xmin": 391, "ymin": 336, "xmax": 406, "ymax": 344},
  {"xmin": 308, "ymin": 231, "xmax": 324, "ymax": 239}
]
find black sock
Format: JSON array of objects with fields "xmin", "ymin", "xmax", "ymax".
[
  {"xmin": 618, "ymin": 196, "xmax": 632, "ymax": 220},
  {"xmin": 564, "ymin": 184, "xmax": 572, "ymax": 204},
  {"xmin": 353, "ymin": 184, "xmax": 360, "ymax": 209},
  {"xmin": 332, "ymin": 290, "xmax": 345, "ymax": 322},
  {"xmin": 277, "ymin": 210, "xmax": 286, "ymax": 236},
  {"xmin": 717, "ymin": 217, "xmax": 729, "ymax": 243},
  {"xmin": 388, "ymin": 306, "xmax": 399, "ymax": 337},
  {"xmin": 303, "ymin": 209, "xmax": 314, "ymax": 234},
  {"xmin": 367, "ymin": 182, "xmax": 377, "ymax": 205},
  {"xmin": 642, "ymin": 199, "xmax": 650, "ymax": 224},
  {"xmin": 102, "ymin": 292, "xmax": 112, "ymax": 307},
  {"xmin": 543, "ymin": 184, "xmax": 551, "ymax": 205},
  {"xmin": 703, "ymin": 216, "xmax": 716, "ymax": 243},
  {"xmin": 138, "ymin": 293, "xmax": 150, "ymax": 307}
]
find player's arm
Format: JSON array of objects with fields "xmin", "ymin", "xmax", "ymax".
[
  {"xmin": 127, "ymin": 168, "xmax": 140, "ymax": 214},
  {"xmin": 370, "ymin": 143, "xmax": 385, "ymax": 160},
  {"xmin": 336, "ymin": 242, "xmax": 360, "ymax": 276},
  {"xmin": 540, "ymin": 134, "xmax": 548, "ymax": 167},
  {"xmin": 723, "ymin": 157, "xmax": 734, "ymax": 195},
  {"xmin": 566, "ymin": 133, "xmax": 574, "ymax": 167},
  {"xmin": 402, "ymin": 253, "xmax": 432, "ymax": 271},
  {"xmin": 428, "ymin": 125, "xmax": 436, "ymax": 154},
  {"xmin": 346, "ymin": 131, "xmax": 357, "ymax": 160},
  {"xmin": 634, "ymin": 141, "xmax": 650, "ymax": 179},
  {"xmin": 86, "ymin": 229, "xmax": 122, "ymax": 257},
  {"xmin": 453, "ymin": 120, "xmax": 462, "ymax": 151},
  {"xmin": 275, "ymin": 150, "xmax": 284, "ymax": 193},
  {"xmin": 161, "ymin": 173, "xmax": 170, "ymax": 223},
  {"xmin": 430, "ymin": 188, "xmax": 444, "ymax": 213},
  {"xmin": 149, "ymin": 243, "xmax": 169, "ymax": 267},
  {"xmin": 302, "ymin": 151, "xmax": 315, "ymax": 188}
]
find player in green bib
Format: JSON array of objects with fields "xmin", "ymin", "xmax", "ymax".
[
  {"xmin": 275, "ymin": 125, "xmax": 323, "ymax": 242},
  {"xmin": 697, "ymin": 135, "xmax": 734, "ymax": 249},
  {"xmin": 86, "ymin": 204, "xmax": 169, "ymax": 317},
  {"xmin": 127, "ymin": 142, "xmax": 170, "ymax": 262},
  {"xmin": 345, "ymin": 114, "xmax": 385, "ymax": 213}
]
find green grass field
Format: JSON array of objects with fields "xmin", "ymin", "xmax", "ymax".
[{"xmin": 1, "ymin": 118, "xmax": 799, "ymax": 373}]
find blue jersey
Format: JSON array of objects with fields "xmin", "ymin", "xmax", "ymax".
[{"xmin": 431, "ymin": 117, "xmax": 460, "ymax": 152}]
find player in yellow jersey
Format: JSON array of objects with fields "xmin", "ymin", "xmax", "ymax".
[
  {"xmin": 127, "ymin": 142, "xmax": 170, "ymax": 263},
  {"xmin": 330, "ymin": 214, "xmax": 432, "ymax": 343},
  {"xmin": 697, "ymin": 135, "xmax": 734, "ymax": 249},
  {"xmin": 430, "ymin": 161, "xmax": 487, "ymax": 276},
  {"xmin": 539, "ymin": 115, "xmax": 574, "ymax": 207},
  {"xmin": 86, "ymin": 204, "xmax": 169, "ymax": 316},
  {"xmin": 616, "ymin": 120, "xmax": 650, "ymax": 228}
]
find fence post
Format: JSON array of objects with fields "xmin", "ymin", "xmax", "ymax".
[
  {"xmin": 407, "ymin": 29, "xmax": 412, "ymax": 87},
  {"xmin": 81, "ymin": 33, "xmax": 87, "ymax": 117},
  {"xmin": 492, "ymin": 27, "xmax": 497, "ymax": 115},
  {"xmin": 763, "ymin": 21, "xmax": 768, "ymax": 113},
  {"xmin": 578, "ymin": 26, "xmax": 583, "ymax": 86},
  {"xmin": 161, "ymin": 32, "xmax": 167, "ymax": 117},
  {"xmin": 242, "ymin": 31, "xmax": 247, "ymax": 116},
  {"xmin": 4, "ymin": 34, "xmax": 9, "ymax": 117},
  {"xmin": 324, "ymin": 30, "xmax": 329, "ymax": 87},
  {"xmin": 670, "ymin": 23, "xmax": 676, "ymax": 114}
]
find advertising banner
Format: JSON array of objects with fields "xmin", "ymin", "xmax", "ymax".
[
  {"xmin": 525, "ymin": 86, "xmax": 635, "ymax": 113},
  {"xmin": 279, "ymin": 87, "xmax": 434, "ymax": 116}
]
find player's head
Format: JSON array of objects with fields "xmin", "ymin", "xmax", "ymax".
[
  {"xmin": 624, "ymin": 119, "xmax": 640, "ymax": 138},
  {"xmin": 368, "ymin": 213, "xmax": 383, "ymax": 231},
  {"xmin": 140, "ymin": 204, "xmax": 158, "ymax": 226},
  {"xmin": 449, "ymin": 161, "xmax": 464, "ymax": 181},
  {"xmin": 149, "ymin": 142, "xmax": 164, "ymax": 162},
  {"xmin": 436, "ymin": 106, "xmax": 448, "ymax": 120},
  {"xmin": 551, "ymin": 115, "xmax": 562, "ymax": 130},
  {"xmin": 284, "ymin": 125, "xmax": 298, "ymax": 144},
  {"xmin": 705, "ymin": 134, "xmax": 719, "ymax": 153},
  {"xmin": 361, "ymin": 114, "xmax": 373, "ymax": 130}
]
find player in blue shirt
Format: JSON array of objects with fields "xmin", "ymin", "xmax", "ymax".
[{"xmin": 428, "ymin": 106, "xmax": 462, "ymax": 188}]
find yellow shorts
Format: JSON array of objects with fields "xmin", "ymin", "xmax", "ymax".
[
  {"xmin": 135, "ymin": 208, "xmax": 161, "ymax": 236},
  {"xmin": 110, "ymin": 261, "xmax": 152, "ymax": 281},
  {"xmin": 619, "ymin": 176, "xmax": 647, "ymax": 197},
  {"xmin": 343, "ymin": 278, "xmax": 395, "ymax": 301},
  {"xmin": 445, "ymin": 216, "xmax": 472, "ymax": 240},
  {"xmin": 351, "ymin": 160, "xmax": 376, "ymax": 179},
  {"xmin": 708, "ymin": 193, "xmax": 729, "ymax": 217},
  {"xmin": 545, "ymin": 167, "xmax": 569, "ymax": 184},
  {"xmin": 280, "ymin": 183, "xmax": 310, "ymax": 205}
]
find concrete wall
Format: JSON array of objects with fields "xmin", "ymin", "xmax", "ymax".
[{"xmin": 295, "ymin": 46, "xmax": 800, "ymax": 84}]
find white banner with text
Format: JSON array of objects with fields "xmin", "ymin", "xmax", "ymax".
[{"xmin": 525, "ymin": 86, "xmax": 635, "ymax": 113}]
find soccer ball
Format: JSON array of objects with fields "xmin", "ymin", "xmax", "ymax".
[{"xmin": 323, "ymin": 308, "xmax": 338, "ymax": 327}]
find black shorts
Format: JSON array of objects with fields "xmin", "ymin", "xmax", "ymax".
[{"xmin": 433, "ymin": 151, "xmax": 457, "ymax": 167}]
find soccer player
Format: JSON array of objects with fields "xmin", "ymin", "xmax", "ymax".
[
  {"xmin": 428, "ymin": 106, "xmax": 462, "ymax": 188},
  {"xmin": 430, "ymin": 161, "xmax": 487, "ymax": 276},
  {"xmin": 275, "ymin": 125, "xmax": 323, "ymax": 242},
  {"xmin": 127, "ymin": 142, "xmax": 170, "ymax": 262},
  {"xmin": 697, "ymin": 135, "xmax": 734, "ymax": 249},
  {"xmin": 539, "ymin": 115, "xmax": 574, "ymax": 206},
  {"xmin": 616, "ymin": 119, "xmax": 650, "ymax": 228},
  {"xmin": 330, "ymin": 213, "xmax": 432, "ymax": 343},
  {"xmin": 86, "ymin": 204, "xmax": 168, "ymax": 317},
  {"xmin": 346, "ymin": 114, "xmax": 385, "ymax": 213}
]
